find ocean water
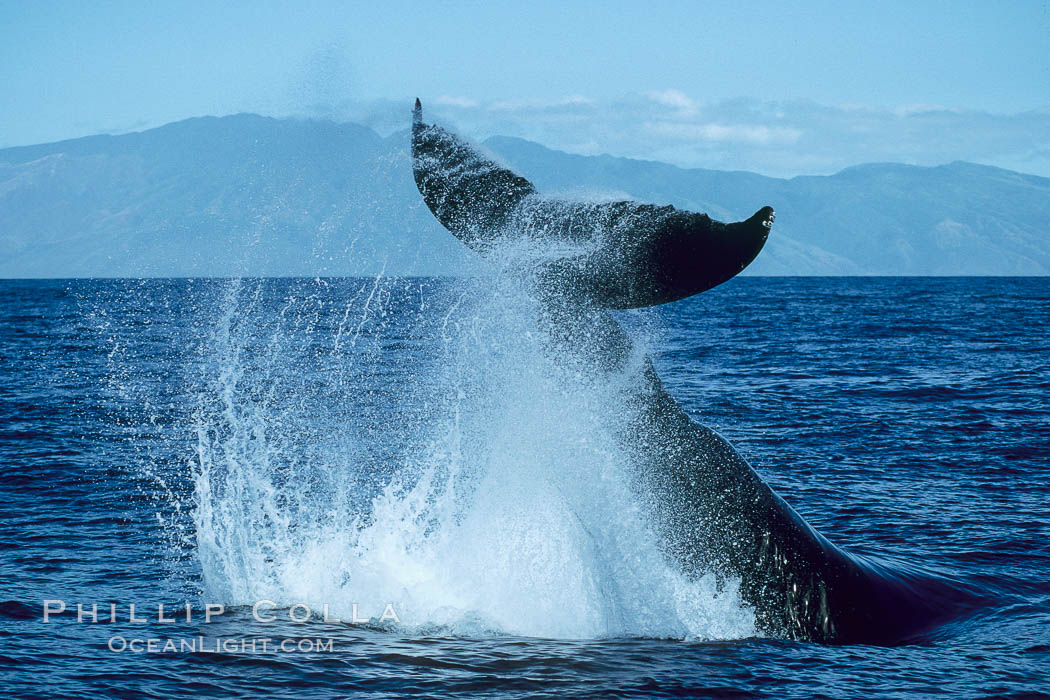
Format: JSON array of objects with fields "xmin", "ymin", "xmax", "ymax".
[{"xmin": 1, "ymin": 276, "xmax": 1048, "ymax": 698}]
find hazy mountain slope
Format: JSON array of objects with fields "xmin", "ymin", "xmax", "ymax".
[{"xmin": 0, "ymin": 115, "xmax": 474, "ymax": 277}]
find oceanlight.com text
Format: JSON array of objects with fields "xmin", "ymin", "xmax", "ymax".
[{"xmin": 107, "ymin": 636, "xmax": 336, "ymax": 654}]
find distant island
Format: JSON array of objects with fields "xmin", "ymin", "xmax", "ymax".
[{"xmin": 2, "ymin": 114, "xmax": 1048, "ymax": 277}]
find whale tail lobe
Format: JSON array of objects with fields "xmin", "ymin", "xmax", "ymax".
[{"xmin": 412, "ymin": 99, "xmax": 537, "ymax": 249}]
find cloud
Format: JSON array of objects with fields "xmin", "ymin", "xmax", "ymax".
[
  {"xmin": 315, "ymin": 91, "xmax": 1050, "ymax": 179},
  {"xmin": 487, "ymin": 95, "xmax": 595, "ymax": 111},
  {"xmin": 644, "ymin": 120, "xmax": 803, "ymax": 145},
  {"xmin": 643, "ymin": 89, "xmax": 697, "ymax": 112},
  {"xmin": 433, "ymin": 95, "xmax": 479, "ymax": 108}
]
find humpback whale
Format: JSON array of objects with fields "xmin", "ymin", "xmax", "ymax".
[{"xmin": 410, "ymin": 99, "xmax": 971, "ymax": 644}]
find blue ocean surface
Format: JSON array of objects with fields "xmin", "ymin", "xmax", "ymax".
[{"xmin": 1, "ymin": 276, "xmax": 1048, "ymax": 698}]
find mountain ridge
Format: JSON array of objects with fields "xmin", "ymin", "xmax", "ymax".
[{"xmin": 2, "ymin": 114, "xmax": 1047, "ymax": 277}]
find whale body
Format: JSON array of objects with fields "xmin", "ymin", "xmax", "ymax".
[{"xmin": 410, "ymin": 99, "xmax": 971, "ymax": 644}]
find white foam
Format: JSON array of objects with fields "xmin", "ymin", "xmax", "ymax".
[{"xmin": 189, "ymin": 268, "xmax": 755, "ymax": 640}]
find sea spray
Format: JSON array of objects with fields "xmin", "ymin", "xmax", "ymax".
[{"xmin": 189, "ymin": 270, "xmax": 755, "ymax": 639}]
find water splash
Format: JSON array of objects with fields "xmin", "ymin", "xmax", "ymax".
[{"xmin": 189, "ymin": 268, "xmax": 755, "ymax": 640}]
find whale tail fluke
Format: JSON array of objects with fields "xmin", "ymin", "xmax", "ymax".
[{"xmin": 410, "ymin": 99, "xmax": 773, "ymax": 308}]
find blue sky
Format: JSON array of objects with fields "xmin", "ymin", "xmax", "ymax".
[{"xmin": 2, "ymin": 0, "xmax": 1049, "ymax": 176}]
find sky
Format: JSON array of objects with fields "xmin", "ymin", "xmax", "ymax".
[{"xmin": 2, "ymin": 0, "xmax": 1049, "ymax": 177}]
